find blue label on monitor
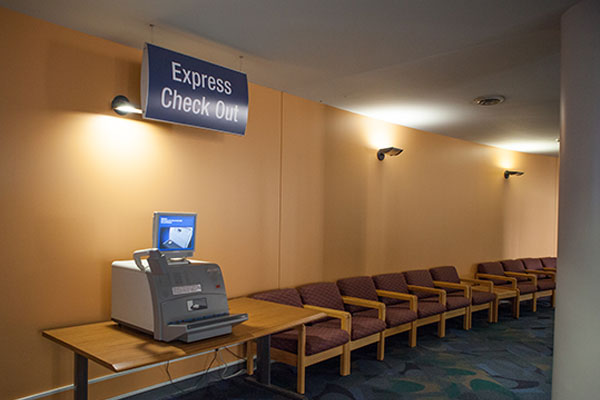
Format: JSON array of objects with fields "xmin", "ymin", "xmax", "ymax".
[
  {"xmin": 141, "ymin": 43, "xmax": 248, "ymax": 135},
  {"xmin": 157, "ymin": 214, "xmax": 196, "ymax": 252}
]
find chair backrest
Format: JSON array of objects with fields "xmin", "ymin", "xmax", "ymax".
[
  {"xmin": 429, "ymin": 266, "xmax": 461, "ymax": 283},
  {"xmin": 336, "ymin": 276, "xmax": 379, "ymax": 313},
  {"xmin": 500, "ymin": 259, "xmax": 528, "ymax": 281},
  {"xmin": 477, "ymin": 261, "xmax": 507, "ymax": 285},
  {"xmin": 521, "ymin": 258, "xmax": 544, "ymax": 271},
  {"xmin": 541, "ymin": 257, "xmax": 557, "ymax": 269},
  {"xmin": 403, "ymin": 269, "xmax": 436, "ymax": 298},
  {"xmin": 252, "ymin": 288, "xmax": 304, "ymax": 308},
  {"xmin": 372, "ymin": 273, "xmax": 409, "ymax": 305},
  {"xmin": 298, "ymin": 282, "xmax": 345, "ymax": 311}
]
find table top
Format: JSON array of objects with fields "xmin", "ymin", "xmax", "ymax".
[{"xmin": 42, "ymin": 297, "xmax": 324, "ymax": 372}]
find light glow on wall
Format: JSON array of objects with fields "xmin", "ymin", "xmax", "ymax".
[
  {"xmin": 359, "ymin": 104, "xmax": 458, "ymax": 129},
  {"xmin": 361, "ymin": 118, "xmax": 397, "ymax": 150},
  {"xmin": 491, "ymin": 140, "xmax": 559, "ymax": 154},
  {"xmin": 496, "ymin": 153, "xmax": 516, "ymax": 169},
  {"xmin": 82, "ymin": 114, "xmax": 160, "ymax": 167}
]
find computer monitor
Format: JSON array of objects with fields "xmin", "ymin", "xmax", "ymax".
[{"xmin": 152, "ymin": 212, "xmax": 197, "ymax": 259}]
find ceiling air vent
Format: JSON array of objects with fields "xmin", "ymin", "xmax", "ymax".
[{"xmin": 473, "ymin": 95, "xmax": 505, "ymax": 106}]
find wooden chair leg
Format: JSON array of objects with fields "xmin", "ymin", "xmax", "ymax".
[
  {"xmin": 296, "ymin": 325, "xmax": 306, "ymax": 394},
  {"xmin": 493, "ymin": 299, "xmax": 499, "ymax": 323},
  {"xmin": 532, "ymin": 293, "xmax": 538, "ymax": 312},
  {"xmin": 246, "ymin": 341, "xmax": 254, "ymax": 375},
  {"xmin": 377, "ymin": 332, "xmax": 385, "ymax": 361},
  {"xmin": 437, "ymin": 314, "xmax": 446, "ymax": 338},
  {"xmin": 409, "ymin": 323, "xmax": 417, "ymax": 348},
  {"xmin": 340, "ymin": 343, "xmax": 351, "ymax": 376},
  {"xmin": 463, "ymin": 308, "xmax": 470, "ymax": 330},
  {"xmin": 513, "ymin": 295, "xmax": 520, "ymax": 319},
  {"xmin": 488, "ymin": 302, "xmax": 494, "ymax": 323}
]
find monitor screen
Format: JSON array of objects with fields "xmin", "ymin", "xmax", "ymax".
[{"xmin": 152, "ymin": 212, "xmax": 197, "ymax": 254}]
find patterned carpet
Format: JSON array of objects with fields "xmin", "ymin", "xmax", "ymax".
[{"xmin": 140, "ymin": 301, "xmax": 553, "ymax": 400}]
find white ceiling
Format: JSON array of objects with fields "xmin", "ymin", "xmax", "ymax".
[{"xmin": 1, "ymin": 0, "xmax": 579, "ymax": 155}]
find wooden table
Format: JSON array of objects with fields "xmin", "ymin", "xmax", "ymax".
[{"xmin": 43, "ymin": 297, "xmax": 325, "ymax": 399}]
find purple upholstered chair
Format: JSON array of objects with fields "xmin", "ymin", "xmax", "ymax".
[
  {"xmin": 500, "ymin": 259, "xmax": 545, "ymax": 313},
  {"xmin": 372, "ymin": 272, "xmax": 446, "ymax": 340},
  {"xmin": 298, "ymin": 282, "xmax": 386, "ymax": 360},
  {"xmin": 336, "ymin": 276, "xmax": 418, "ymax": 347},
  {"xmin": 249, "ymin": 288, "xmax": 350, "ymax": 394},
  {"xmin": 515, "ymin": 259, "xmax": 556, "ymax": 308},
  {"xmin": 429, "ymin": 266, "xmax": 496, "ymax": 327},
  {"xmin": 477, "ymin": 261, "xmax": 524, "ymax": 320},
  {"xmin": 404, "ymin": 269, "xmax": 470, "ymax": 332},
  {"xmin": 540, "ymin": 257, "xmax": 557, "ymax": 271}
]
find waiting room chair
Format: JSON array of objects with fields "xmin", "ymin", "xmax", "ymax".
[
  {"xmin": 476, "ymin": 261, "xmax": 525, "ymax": 320},
  {"xmin": 298, "ymin": 282, "xmax": 387, "ymax": 361},
  {"xmin": 372, "ymin": 272, "xmax": 447, "ymax": 340},
  {"xmin": 404, "ymin": 269, "xmax": 470, "ymax": 332},
  {"xmin": 248, "ymin": 288, "xmax": 351, "ymax": 394},
  {"xmin": 540, "ymin": 256, "xmax": 557, "ymax": 272},
  {"xmin": 518, "ymin": 258, "xmax": 556, "ymax": 307},
  {"xmin": 429, "ymin": 265, "xmax": 496, "ymax": 328},
  {"xmin": 336, "ymin": 276, "xmax": 418, "ymax": 348},
  {"xmin": 500, "ymin": 259, "xmax": 541, "ymax": 312}
]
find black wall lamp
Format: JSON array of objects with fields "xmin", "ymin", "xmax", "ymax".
[
  {"xmin": 504, "ymin": 170, "xmax": 524, "ymax": 179},
  {"xmin": 377, "ymin": 147, "xmax": 403, "ymax": 161},
  {"xmin": 111, "ymin": 95, "xmax": 142, "ymax": 116}
]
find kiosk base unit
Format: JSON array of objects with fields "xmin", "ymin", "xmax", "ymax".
[{"xmin": 111, "ymin": 251, "xmax": 247, "ymax": 343}]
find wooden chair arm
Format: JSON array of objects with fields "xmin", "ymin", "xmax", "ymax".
[
  {"xmin": 460, "ymin": 278, "xmax": 494, "ymax": 291},
  {"xmin": 375, "ymin": 290, "xmax": 418, "ymax": 312},
  {"xmin": 406, "ymin": 285, "xmax": 446, "ymax": 306},
  {"xmin": 543, "ymin": 267, "xmax": 557, "ymax": 273},
  {"xmin": 504, "ymin": 271, "xmax": 537, "ymax": 286},
  {"xmin": 341, "ymin": 296, "xmax": 386, "ymax": 321},
  {"xmin": 433, "ymin": 281, "xmax": 470, "ymax": 298},
  {"xmin": 303, "ymin": 305, "xmax": 351, "ymax": 334},
  {"xmin": 303, "ymin": 305, "xmax": 350, "ymax": 320},
  {"xmin": 529, "ymin": 269, "xmax": 556, "ymax": 276},
  {"xmin": 475, "ymin": 273, "xmax": 517, "ymax": 289},
  {"xmin": 525, "ymin": 269, "xmax": 556, "ymax": 281}
]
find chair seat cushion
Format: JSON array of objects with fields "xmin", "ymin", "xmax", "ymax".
[
  {"xmin": 354, "ymin": 307, "xmax": 417, "ymax": 328},
  {"xmin": 316, "ymin": 315, "xmax": 386, "ymax": 340},
  {"xmin": 517, "ymin": 282, "xmax": 537, "ymax": 294},
  {"xmin": 537, "ymin": 278, "xmax": 556, "ymax": 290},
  {"xmin": 271, "ymin": 325, "xmax": 350, "ymax": 356},
  {"xmin": 417, "ymin": 299, "xmax": 446, "ymax": 317},
  {"xmin": 446, "ymin": 293, "xmax": 470, "ymax": 310},
  {"xmin": 471, "ymin": 290, "xmax": 496, "ymax": 305}
]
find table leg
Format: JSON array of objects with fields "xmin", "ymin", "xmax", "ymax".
[
  {"xmin": 255, "ymin": 335, "xmax": 271, "ymax": 385},
  {"xmin": 245, "ymin": 334, "xmax": 305, "ymax": 399},
  {"xmin": 74, "ymin": 353, "xmax": 88, "ymax": 400}
]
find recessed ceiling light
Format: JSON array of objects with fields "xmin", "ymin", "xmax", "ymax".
[{"xmin": 473, "ymin": 95, "xmax": 505, "ymax": 106}]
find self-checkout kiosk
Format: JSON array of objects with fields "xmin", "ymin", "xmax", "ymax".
[{"xmin": 111, "ymin": 212, "xmax": 247, "ymax": 343}]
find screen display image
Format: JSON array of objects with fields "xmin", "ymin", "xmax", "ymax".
[{"xmin": 153, "ymin": 213, "xmax": 196, "ymax": 252}]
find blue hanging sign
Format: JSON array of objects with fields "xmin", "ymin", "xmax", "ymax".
[{"xmin": 141, "ymin": 43, "xmax": 248, "ymax": 135}]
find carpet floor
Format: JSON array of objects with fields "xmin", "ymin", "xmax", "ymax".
[{"xmin": 142, "ymin": 301, "xmax": 553, "ymax": 400}]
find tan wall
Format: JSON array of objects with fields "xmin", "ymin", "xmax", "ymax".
[{"xmin": 0, "ymin": 7, "xmax": 558, "ymax": 399}]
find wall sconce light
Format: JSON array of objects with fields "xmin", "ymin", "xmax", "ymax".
[
  {"xmin": 504, "ymin": 170, "xmax": 524, "ymax": 179},
  {"xmin": 377, "ymin": 147, "xmax": 403, "ymax": 161},
  {"xmin": 111, "ymin": 95, "xmax": 142, "ymax": 116}
]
